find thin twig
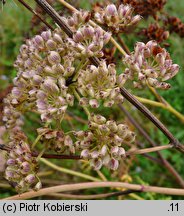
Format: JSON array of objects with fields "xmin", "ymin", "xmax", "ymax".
[
  {"xmin": 49, "ymin": 190, "xmax": 141, "ymax": 199},
  {"xmin": 40, "ymin": 158, "xmax": 101, "ymax": 182},
  {"xmin": 66, "ymin": 111, "xmax": 88, "ymax": 124},
  {"xmin": 126, "ymin": 144, "xmax": 173, "ymax": 156},
  {"xmin": 119, "ymin": 105, "xmax": 184, "ymax": 188},
  {"xmin": 17, "ymin": 0, "xmax": 54, "ymax": 30},
  {"xmin": 135, "ymin": 96, "xmax": 184, "ymax": 123},
  {"xmin": 0, "ymin": 144, "xmax": 10, "ymax": 151},
  {"xmin": 117, "ymin": 34, "xmax": 130, "ymax": 54},
  {"xmin": 135, "ymin": 143, "xmax": 163, "ymax": 164},
  {"xmin": 0, "ymin": 143, "xmax": 174, "ymax": 158},
  {"xmin": 41, "ymin": 153, "xmax": 80, "ymax": 160},
  {"xmin": 4, "ymin": 181, "xmax": 184, "ymax": 200},
  {"xmin": 120, "ymin": 88, "xmax": 184, "ymax": 152}
]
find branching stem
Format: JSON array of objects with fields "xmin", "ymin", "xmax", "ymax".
[{"xmin": 4, "ymin": 181, "xmax": 184, "ymax": 200}]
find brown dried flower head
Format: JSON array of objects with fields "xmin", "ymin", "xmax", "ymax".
[
  {"xmin": 165, "ymin": 16, "xmax": 184, "ymax": 38},
  {"xmin": 139, "ymin": 23, "xmax": 169, "ymax": 43},
  {"xmin": 122, "ymin": 0, "xmax": 167, "ymax": 18}
]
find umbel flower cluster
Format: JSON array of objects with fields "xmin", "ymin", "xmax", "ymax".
[
  {"xmin": 5, "ymin": 133, "xmax": 41, "ymax": 193},
  {"xmin": 78, "ymin": 61, "xmax": 124, "ymax": 108},
  {"xmin": 94, "ymin": 4, "xmax": 142, "ymax": 33},
  {"xmin": 75, "ymin": 114, "xmax": 135, "ymax": 170},
  {"xmin": 123, "ymin": 40, "xmax": 179, "ymax": 89},
  {"xmin": 1, "ymin": 5, "xmax": 179, "ymax": 193}
]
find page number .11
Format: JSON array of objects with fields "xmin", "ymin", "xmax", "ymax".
[{"xmin": 168, "ymin": 203, "xmax": 179, "ymax": 212}]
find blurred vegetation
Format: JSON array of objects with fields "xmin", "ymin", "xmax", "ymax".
[{"xmin": 0, "ymin": 0, "xmax": 184, "ymax": 200}]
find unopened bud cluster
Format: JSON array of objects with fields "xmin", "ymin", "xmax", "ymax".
[
  {"xmin": 123, "ymin": 40, "xmax": 179, "ymax": 89},
  {"xmin": 94, "ymin": 4, "xmax": 141, "ymax": 33},
  {"xmin": 65, "ymin": 10, "xmax": 111, "ymax": 57},
  {"xmin": 78, "ymin": 61, "xmax": 124, "ymax": 108},
  {"xmin": 74, "ymin": 114, "xmax": 135, "ymax": 170},
  {"xmin": 5, "ymin": 140, "xmax": 41, "ymax": 193},
  {"xmin": 3, "ymin": 95, "xmax": 24, "ymax": 135},
  {"xmin": 65, "ymin": 10, "xmax": 91, "ymax": 30},
  {"xmin": 68, "ymin": 25, "xmax": 111, "ymax": 57},
  {"xmin": 12, "ymin": 28, "xmax": 76, "ymax": 122}
]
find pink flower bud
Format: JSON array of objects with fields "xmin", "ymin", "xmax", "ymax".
[
  {"xmin": 89, "ymin": 99, "xmax": 99, "ymax": 108},
  {"xmin": 130, "ymin": 15, "xmax": 142, "ymax": 25},
  {"xmin": 34, "ymin": 35, "xmax": 44, "ymax": 47},
  {"xmin": 12, "ymin": 87, "xmax": 21, "ymax": 98},
  {"xmin": 100, "ymin": 145, "xmax": 107, "ymax": 156},
  {"xmin": 53, "ymin": 33, "xmax": 63, "ymax": 43},
  {"xmin": 124, "ymin": 132, "xmax": 136, "ymax": 142},
  {"xmin": 82, "ymin": 25, "xmax": 94, "ymax": 38},
  {"xmin": 147, "ymin": 78, "xmax": 159, "ymax": 87},
  {"xmin": 93, "ymin": 115, "xmax": 106, "ymax": 124},
  {"xmin": 46, "ymin": 39, "xmax": 57, "ymax": 50},
  {"xmin": 109, "ymin": 88, "xmax": 120, "ymax": 99},
  {"xmin": 37, "ymin": 90, "xmax": 47, "ymax": 99},
  {"xmin": 103, "ymin": 32, "xmax": 111, "ymax": 44},
  {"xmin": 21, "ymin": 162, "xmax": 31, "ymax": 173},
  {"xmin": 108, "ymin": 158, "xmax": 119, "ymax": 170},
  {"xmin": 17, "ymin": 180, "xmax": 26, "ymax": 190},
  {"xmin": 48, "ymin": 51, "xmax": 61, "ymax": 65},
  {"xmin": 155, "ymin": 53, "xmax": 165, "ymax": 65},
  {"xmin": 106, "ymin": 120, "xmax": 118, "ymax": 132},
  {"xmin": 115, "ymin": 95, "xmax": 124, "ymax": 103},
  {"xmin": 103, "ymin": 100, "xmax": 114, "ymax": 107},
  {"xmin": 91, "ymin": 150, "xmax": 99, "ymax": 159},
  {"xmin": 111, "ymin": 146, "xmax": 119, "ymax": 156},
  {"xmin": 90, "ymin": 158, "xmax": 102, "ymax": 170},
  {"xmin": 74, "ymin": 131, "xmax": 85, "ymax": 139},
  {"xmin": 34, "ymin": 182, "xmax": 42, "ymax": 191},
  {"xmin": 73, "ymin": 31, "xmax": 84, "ymax": 43},
  {"xmin": 25, "ymin": 174, "xmax": 36, "ymax": 184},
  {"xmin": 114, "ymin": 134, "xmax": 123, "ymax": 145},
  {"xmin": 58, "ymin": 105, "xmax": 68, "ymax": 114},
  {"xmin": 79, "ymin": 97, "xmax": 89, "ymax": 106},
  {"xmin": 81, "ymin": 149, "xmax": 90, "ymax": 158},
  {"xmin": 158, "ymin": 82, "xmax": 171, "ymax": 90},
  {"xmin": 64, "ymin": 135, "xmax": 73, "ymax": 147},
  {"xmin": 36, "ymin": 99, "xmax": 47, "ymax": 111},
  {"xmin": 5, "ymin": 170, "xmax": 15, "ymax": 179},
  {"xmin": 99, "ymin": 124, "xmax": 110, "ymax": 133},
  {"xmin": 99, "ymin": 91, "xmax": 110, "ymax": 99},
  {"xmin": 66, "ymin": 94, "xmax": 74, "ymax": 106},
  {"xmin": 41, "ymin": 30, "xmax": 51, "ymax": 40},
  {"xmin": 52, "ymin": 64, "xmax": 64, "ymax": 74},
  {"xmin": 117, "ymin": 74, "xmax": 128, "ymax": 87},
  {"xmin": 106, "ymin": 4, "xmax": 117, "ymax": 16},
  {"xmin": 42, "ymin": 78, "xmax": 59, "ymax": 93},
  {"xmin": 32, "ymin": 75, "xmax": 42, "ymax": 85},
  {"xmin": 7, "ymin": 159, "xmax": 16, "ymax": 166},
  {"xmin": 86, "ymin": 84, "xmax": 95, "ymax": 97},
  {"xmin": 118, "ymin": 147, "xmax": 126, "ymax": 157}
]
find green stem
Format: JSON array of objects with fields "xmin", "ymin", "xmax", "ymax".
[
  {"xmin": 40, "ymin": 158, "xmax": 101, "ymax": 182},
  {"xmin": 73, "ymin": 88, "xmax": 91, "ymax": 117},
  {"xmin": 32, "ymin": 122, "xmax": 50, "ymax": 149},
  {"xmin": 72, "ymin": 59, "xmax": 88, "ymax": 81}
]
